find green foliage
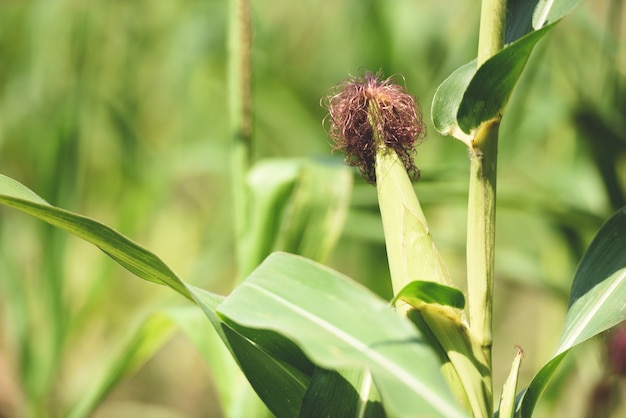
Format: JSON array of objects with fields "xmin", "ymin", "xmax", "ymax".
[
  {"xmin": 0, "ymin": 174, "xmax": 463, "ymax": 417},
  {"xmin": 393, "ymin": 281, "xmax": 466, "ymax": 310},
  {"xmin": 518, "ymin": 206, "xmax": 626, "ymax": 417},
  {"xmin": 0, "ymin": 175, "xmax": 192, "ymax": 299},
  {"xmin": 238, "ymin": 159, "xmax": 352, "ymax": 277},
  {"xmin": 432, "ymin": 0, "xmax": 584, "ymax": 140},
  {"xmin": 1, "ymin": 0, "xmax": 625, "ymax": 417},
  {"xmin": 217, "ymin": 252, "xmax": 466, "ymax": 418}
]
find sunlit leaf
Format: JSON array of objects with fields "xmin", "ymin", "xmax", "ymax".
[
  {"xmin": 217, "ymin": 252, "xmax": 468, "ymax": 418},
  {"xmin": 456, "ymin": 25, "xmax": 553, "ymax": 134},
  {"xmin": 506, "ymin": 0, "xmax": 583, "ymax": 42},
  {"xmin": 531, "ymin": 0, "xmax": 584, "ymax": 30},
  {"xmin": 392, "ymin": 280, "xmax": 466, "ymax": 310},
  {"xmin": 274, "ymin": 159, "xmax": 352, "ymax": 263},
  {"xmin": 431, "ymin": 61, "xmax": 476, "ymax": 139},
  {"xmin": 518, "ymin": 206, "xmax": 626, "ymax": 417},
  {"xmin": 498, "ymin": 347, "xmax": 524, "ymax": 418},
  {"xmin": 0, "ymin": 174, "xmax": 192, "ymax": 299},
  {"xmin": 0, "ymin": 175, "xmax": 313, "ymax": 418},
  {"xmin": 239, "ymin": 159, "xmax": 301, "ymax": 277},
  {"xmin": 432, "ymin": 0, "xmax": 584, "ymax": 139},
  {"xmin": 239, "ymin": 158, "xmax": 352, "ymax": 277}
]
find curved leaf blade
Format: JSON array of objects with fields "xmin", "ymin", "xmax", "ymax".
[
  {"xmin": 163, "ymin": 304, "xmax": 275, "ymax": 418},
  {"xmin": 505, "ymin": 0, "xmax": 584, "ymax": 42},
  {"xmin": 532, "ymin": 0, "xmax": 584, "ymax": 30},
  {"xmin": 274, "ymin": 159, "xmax": 352, "ymax": 263},
  {"xmin": 556, "ymin": 269, "xmax": 626, "ymax": 354},
  {"xmin": 0, "ymin": 174, "xmax": 192, "ymax": 299},
  {"xmin": 0, "ymin": 174, "xmax": 321, "ymax": 418},
  {"xmin": 431, "ymin": 61, "xmax": 476, "ymax": 139},
  {"xmin": 498, "ymin": 347, "xmax": 524, "ymax": 418},
  {"xmin": 163, "ymin": 286, "xmax": 315, "ymax": 418},
  {"xmin": 192, "ymin": 278, "xmax": 318, "ymax": 418},
  {"xmin": 240, "ymin": 158, "xmax": 352, "ymax": 278},
  {"xmin": 519, "ymin": 207, "xmax": 626, "ymax": 417},
  {"xmin": 393, "ymin": 280, "xmax": 466, "ymax": 310},
  {"xmin": 432, "ymin": 0, "xmax": 584, "ymax": 138},
  {"xmin": 217, "ymin": 252, "xmax": 468, "ymax": 418},
  {"xmin": 221, "ymin": 325, "xmax": 311, "ymax": 418},
  {"xmin": 456, "ymin": 24, "xmax": 553, "ymax": 134},
  {"xmin": 300, "ymin": 368, "xmax": 385, "ymax": 418}
]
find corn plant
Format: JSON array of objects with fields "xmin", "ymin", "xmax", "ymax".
[{"xmin": 1, "ymin": 0, "xmax": 625, "ymax": 417}]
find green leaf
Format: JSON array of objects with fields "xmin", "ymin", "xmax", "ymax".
[
  {"xmin": 0, "ymin": 175, "xmax": 311, "ymax": 418},
  {"xmin": 164, "ymin": 305, "xmax": 274, "ymax": 418},
  {"xmin": 432, "ymin": 0, "xmax": 584, "ymax": 139},
  {"xmin": 274, "ymin": 159, "xmax": 352, "ymax": 263},
  {"xmin": 392, "ymin": 280, "xmax": 466, "ymax": 310},
  {"xmin": 456, "ymin": 25, "xmax": 553, "ymax": 134},
  {"xmin": 217, "ymin": 252, "xmax": 468, "ymax": 418},
  {"xmin": 506, "ymin": 0, "xmax": 583, "ymax": 43},
  {"xmin": 518, "ymin": 206, "xmax": 626, "ymax": 417},
  {"xmin": 497, "ymin": 347, "xmax": 524, "ymax": 418},
  {"xmin": 239, "ymin": 158, "xmax": 352, "ymax": 277},
  {"xmin": 432, "ymin": 26, "xmax": 553, "ymax": 139},
  {"xmin": 239, "ymin": 159, "xmax": 301, "ymax": 277},
  {"xmin": 186, "ymin": 285, "xmax": 314, "ymax": 418},
  {"xmin": 531, "ymin": 0, "xmax": 584, "ymax": 30},
  {"xmin": 0, "ymin": 174, "xmax": 192, "ymax": 300},
  {"xmin": 221, "ymin": 325, "xmax": 311, "ymax": 418},
  {"xmin": 431, "ymin": 61, "xmax": 477, "ymax": 140},
  {"xmin": 300, "ymin": 368, "xmax": 385, "ymax": 418},
  {"xmin": 178, "ymin": 287, "xmax": 311, "ymax": 418}
]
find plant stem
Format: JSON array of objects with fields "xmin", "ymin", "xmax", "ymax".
[
  {"xmin": 228, "ymin": 0, "xmax": 253, "ymax": 281},
  {"xmin": 467, "ymin": 0, "xmax": 506, "ymax": 402},
  {"xmin": 466, "ymin": 118, "xmax": 499, "ymax": 398},
  {"xmin": 477, "ymin": 0, "xmax": 507, "ymax": 66}
]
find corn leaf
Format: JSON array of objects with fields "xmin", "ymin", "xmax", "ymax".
[
  {"xmin": 517, "ymin": 206, "xmax": 626, "ymax": 417},
  {"xmin": 0, "ymin": 174, "xmax": 311, "ymax": 418},
  {"xmin": 217, "ymin": 252, "xmax": 468, "ymax": 418},
  {"xmin": 432, "ymin": 0, "xmax": 584, "ymax": 139}
]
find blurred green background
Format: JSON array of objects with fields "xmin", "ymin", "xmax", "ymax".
[{"xmin": 0, "ymin": 0, "xmax": 625, "ymax": 417}]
